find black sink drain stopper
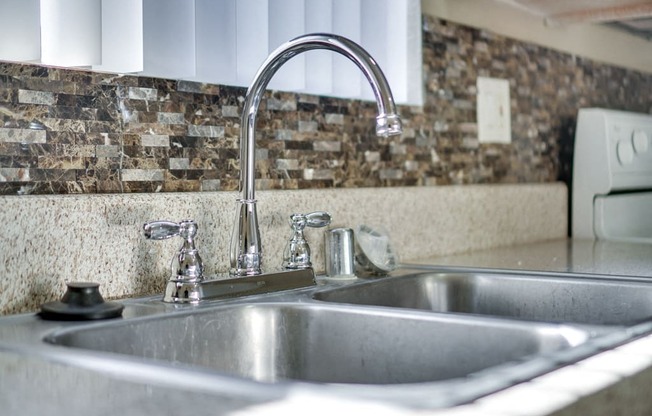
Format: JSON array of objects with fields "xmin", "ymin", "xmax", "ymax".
[{"xmin": 39, "ymin": 282, "xmax": 124, "ymax": 321}]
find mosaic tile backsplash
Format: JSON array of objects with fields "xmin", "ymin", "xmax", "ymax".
[{"xmin": 0, "ymin": 16, "xmax": 651, "ymax": 195}]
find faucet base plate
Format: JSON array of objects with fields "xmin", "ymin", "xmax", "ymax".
[{"xmin": 163, "ymin": 268, "xmax": 316, "ymax": 303}]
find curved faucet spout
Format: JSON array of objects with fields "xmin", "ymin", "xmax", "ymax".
[{"xmin": 230, "ymin": 33, "xmax": 403, "ymax": 276}]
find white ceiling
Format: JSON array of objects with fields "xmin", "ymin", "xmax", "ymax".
[{"xmin": 498, "ymin": 0, "xmax": 652, "ymax": 39}]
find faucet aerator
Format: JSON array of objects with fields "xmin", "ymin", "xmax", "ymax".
[{"xmin": 376, "ymin": 113, "xmax": 403, "ymax": 137}]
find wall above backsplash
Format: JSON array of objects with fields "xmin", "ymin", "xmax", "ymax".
[{"xmin": 0, "ymin": 16, "xmax": 651, "ymax": 196}]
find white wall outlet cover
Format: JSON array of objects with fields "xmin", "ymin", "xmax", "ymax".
[{"xmin": 477, "ymin": 76, "xmax": 511, "ymax": 144}]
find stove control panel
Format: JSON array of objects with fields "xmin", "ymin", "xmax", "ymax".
[
  {"xmin": 572, "ymin": 108, "xmax": 652, "ymax": 239},
  {"xmin": 608, "ymin": 120, "xmax": 652, "ymax": 182}
]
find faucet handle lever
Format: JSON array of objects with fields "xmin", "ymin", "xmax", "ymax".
[
  {"xmin": 304, "ymin": 211, "xmax": 332, "ymax": 228},
  {"xmin": 289, "ymin": 211, "xmax": 332, "ymax": 231},
  {"xmin": 143, "ymin": 221, "xmax": 190, "ymax": 240}
]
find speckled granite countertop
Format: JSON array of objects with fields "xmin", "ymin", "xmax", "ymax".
[{"xmin": 410, "ymin": 238, "xmax": 652, "ymax": 279}]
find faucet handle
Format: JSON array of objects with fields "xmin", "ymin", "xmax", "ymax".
[
  {"xmin": 283, "ymin": 211, "xmax": 331, "ymax": 270},
  {"xmin": 289, "ymin": 211, "xmax": 332, "ymax": 231},
  {"xmin": 143, "ymin": 220, "xmax": 203, "ymax": 282},
  {"xmin": 144, "ymin": 220, "xmax": 196, "ymax": 240},
  {"xmin": 304, "ymin": 211, "xmax": 332, "ymax": 228}
]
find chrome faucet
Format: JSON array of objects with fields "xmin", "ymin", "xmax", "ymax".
[
  {"xmin": 230, "ymin": 33, "xmax": 403, "ymax": 277},
  {"xmin": 143, "ymin": 34, "xmax": 402, "ymax": 303}
]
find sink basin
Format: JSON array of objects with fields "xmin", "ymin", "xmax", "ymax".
[
  {"xmin": 314, "ymin": 272, "xmax": 652, "ymax": 326},
  {"xmin": 46, "ymin": 302, "xmax": 588, "ymax": 385}
]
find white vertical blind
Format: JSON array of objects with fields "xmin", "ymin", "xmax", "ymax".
[
  {"xmin": 0, "ymin": 0, "xmax": 423, "ymax": 105},
  {"xmin": 0, "ymin": 0, "xmax": 40, "ymax": 62},
  {"xmin": 235, "ymin": 0, "xmax": 269, "ymax": 86},
  {"xmin": 361, "ymin": 0, "xmax": 388, "ymax": 101},
  {"xmin": 93, "ymin": 0, "xmax": 143, "ymax": 73},
  {"xmin": 305, "ymin": 0, "xmax": 334, "ymax": 95},
  {"xmin": 268, "ymin": 0, "xmax": 306, "ymax": 91},
  {"xmin": 407, "ymin": 0, "xmax": 423, "ymax": 105},
  {"xmin": 194, "ymin": 0, "xmax": 237, "ymax": 85},
  {"xmin": 385, "ymin": 2, "xmax": 409, "ymax": 104},
  {"xmin": 390, "ymin": 0, "xmax": 423, "ymax": 105},
  {"xmin": 332, "ymin": 0, "xmax": 362, "ymax": 99},
  {"xmin": 40, "ymin": 0, "xmax": 102, "ymax": 67},
  {"xmin": 141, "ymin": 0, "xmax": 195, "ymax": 79}
]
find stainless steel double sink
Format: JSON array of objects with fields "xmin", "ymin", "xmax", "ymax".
[{"xmin": 25, "ymin": 268, "xmax": 652, "ymax": 408}]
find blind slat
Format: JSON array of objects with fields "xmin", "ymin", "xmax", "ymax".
[
  {"xmin": 140, "ymin": 0, "xmax": 196, "ymax": 79},
  {"xmin": 194, "ymin": 0, "xmax": 237, "ymax": 85},
  {"xmin": 361, "ymin": 0, "xmax": 388, "ymax": 101},
  {"xmin": 93, "ymin": 0, "xmax": 143, "ymax": 73},
  {"xmin": 268, "ymin": 0, "xmax": 306, "ymax": 92},
  {"xmin": 332, "ymin": 0, "xmax": 362, "ymax": 99},
  {"xmin": 236, "ymin": 0, "xmax": 269, "ymax": 85},
  {"xmin": 40, "ymin": 0, "xmax": 102, "ymax": 67},
  {"xmin": 305, "ymin": 0, "xmax": 334, "ymax": 96},
  {"xmin": 0, "ymin": 0, "xmax": 40, "ymax": 62}
]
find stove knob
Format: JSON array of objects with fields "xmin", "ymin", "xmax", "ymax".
[
  {"xmin": 617, "ymin": 140, "xmax": 635, "ymax": 165},
  {"xmin": 632, "ymin": 130, "xmax": 649, "ymax": 154}
]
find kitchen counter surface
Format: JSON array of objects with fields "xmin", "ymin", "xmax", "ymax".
[
  {"xmin": 409, "ymin": 238, "xmax": 652, "ymax": 279},
  {"xmin": 3, "ymin": 237, "xmax": 652, "ymax": 416}
]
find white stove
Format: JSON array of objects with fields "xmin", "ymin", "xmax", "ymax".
[{"xmin": 572, "ymin": 108, "xmax": 652, "ymax": 242}]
